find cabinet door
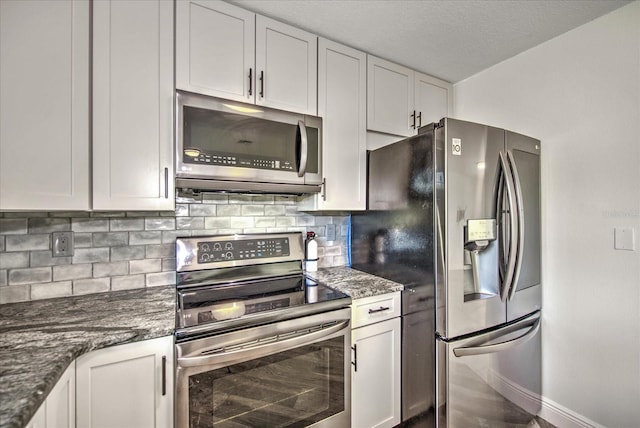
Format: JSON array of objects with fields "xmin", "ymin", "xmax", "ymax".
[
  {"xmin": 255, "ymin": 16, "xmax": 317, "ymax": 115},
  {"xmin": 92, "ymin": 0, "xmax": 174, "ymax": 211},
  {"xmin": 414, "ymin": 71, "xmax": 451, "ymax": 128},
  {"xmin": 367, "ymin": 55, "xmax": 414, "ymax": 137},
  {"xmin": 176, "ymin": 0, "xmax": 255, "ymax": 103},
  {"xmin": 25, "ymin": 362, "xmax": 75, "ymax": 428},
  {"xmin": 352, "ymin": 317, "xmax": 401, "ymax": 428},
  {"xmin": 76, "ymin": 336, "xmax": 174, "ymax": 428},
  {"xmin": 314, "ymin": 38, "xmax": 366, "ymax": 211},
  {"xmin": 0, "ymin": 0, "xmax": 89, "ymax": 210}
]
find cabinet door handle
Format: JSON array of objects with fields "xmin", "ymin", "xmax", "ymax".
[
  {"xmin": 351, "ymin": 344, "xmax": 358, "ymax": 372},
  {"xmin": 417, "ymin": 111, "xmax": 422, "ymax": 128},
  {"xmin": 321, "ymin": 178, "xmax": 327, "ymax": 201},
  {"xmin": 259, "ymin": 70, "xmax": 264, "ymax": 98},
  {"xmin": 164, "ymin": 167, "xmax": 169, "ymax": 199},
  {"xmin": 161, "ymin": 356, "xmax": 167, "ymax": 396},
  {"xmin": 410, "ymin": 110, "xmax": 416, "ymax": 129},
  {"xmin": 368, "ymin": 306, "xmax": 390, "ymax": 314},
  {"xmin": 248, "ymin": 68, "xmax": 253, "ymax": 97}
]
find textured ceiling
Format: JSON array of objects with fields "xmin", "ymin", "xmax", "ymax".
[{"xmin": 229, "ymin": 0, "xmax": 632, "ymax": 83}]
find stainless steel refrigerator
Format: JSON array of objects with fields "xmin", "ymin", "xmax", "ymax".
[{"xmin": 351, "ymin": 117, "xmax": 541, "ymax": 427}]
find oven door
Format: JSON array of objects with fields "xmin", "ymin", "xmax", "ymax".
[{"xmin": 175, "ymin": 308, "xmax": 351, "ymax": 428}]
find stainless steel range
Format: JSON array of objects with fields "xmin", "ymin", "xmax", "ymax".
[{"xmin": 174, "ymin": 232, "xmax": 352, "ymax": 428}]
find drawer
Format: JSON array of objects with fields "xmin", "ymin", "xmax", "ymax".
[{"xmin": 351, "ymin": 291, "xmax": 401, "ymax": 329}]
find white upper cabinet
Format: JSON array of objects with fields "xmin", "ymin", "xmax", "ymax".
[
  {"xmin": 92, "ymin": 0, "xmax": 174, "ymax": 211},
  {"xmin": 176, "ymin": 0, "xmax": 317, "ymax": 115},
  {"xmin": 414, "ymin": 71, "xmax": 451, "ymax": 128},
  {"xmin": 367, "ymin": 56, "xmax": 414, "ymax": 137},
  {"xmin": 0, "ymin": 0, "xmax": 90, "ymax": 211},
  {"xmin": 176, "ymin": 0, "xmax": 255, "ymax": 103},
  {"xmin": 300, "ymin": 38, "xmax": 366, "ymax": 211},
  {"xmin": 255, "ymin": 16, "xmax": 317, "ymax": 115},
  {"xmin": 367, "ymin": 55, "xmax": 452, "ymax": 137}
]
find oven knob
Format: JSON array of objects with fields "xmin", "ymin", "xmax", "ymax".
[
  {"xmin": 225, "ymin": 242, "xmax": 233, "ymax": 250},
  {"xmin": 213, "ymin": 243, "xmax": 222, "ymax": 251},
  {"xmin": 202, "ymin": 244, "xmax": 210, "ymax": 252},
  {"xmin": 201, "ymin": 253, "xmax": 210, "ymax": 262},
  {"xmin": 225, "ymin": 251, "xmax": 233, "ymax": 259}
]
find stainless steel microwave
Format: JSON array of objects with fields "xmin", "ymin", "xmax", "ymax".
[{"xmin": 176, "ymin": 91, "xmax": 322, "ymax": 194}]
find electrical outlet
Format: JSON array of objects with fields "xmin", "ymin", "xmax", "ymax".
[
  {"xmin": 52, "ymin": 231, "xmax": 74, "ymax": 257},
  {"xmin": 326, "ymin": 224, "xmax": 337, "ymax": 241}
]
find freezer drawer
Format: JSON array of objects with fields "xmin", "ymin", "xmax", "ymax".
[{"xmin": 436, "ymin": 312, "xmax": 541, "ymax": 428}]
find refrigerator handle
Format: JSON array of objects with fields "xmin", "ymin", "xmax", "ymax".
[
  {"xmin": 452, "ymin": 315, "xmax": 540, "ymax": 357},
  {"xmin": 498, "ymin": 152, "xmax": 518, "ymax": 302},
  {"xmin": 507, "ymin": 150, "xmax": 525, "ymax": 300}
]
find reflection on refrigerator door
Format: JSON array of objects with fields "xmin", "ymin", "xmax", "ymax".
[{"xmin": 436, "ymin": 312, "xmax": 541, "ymax": 428}]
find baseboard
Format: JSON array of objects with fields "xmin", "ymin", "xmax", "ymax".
[
  {"xmin": 538, "ymin": 397, "xmax": 606, "ymax": 428},
  {"xmin": 488, "ymin": 371, "xmax": 605, "ymax": 428}
]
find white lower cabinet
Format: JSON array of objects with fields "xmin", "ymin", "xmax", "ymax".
[
  {"xmin": 351, "ymin": 293, "xmax": 401, "ymax": 428},
  {"xmin": 26, "ymin": 362, "xmax": 76, "ymax": 428},
  {"xmin": 75, "ymin": 336, "xmax": 174, "ymax": 428}
]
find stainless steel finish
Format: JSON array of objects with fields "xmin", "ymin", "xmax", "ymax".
[
  {"xmin": 164, "ymin": 167, "xmax": 169, "ymax": 198},
  {"xmin": 175, "ymin": 307, "xmax": 352, "ymax": 428},
  {"xmin": 452, "ymin": 313, "xmax": 540, "ymax": 357},
  {"xmin": 175, "ymin": 91, "xmax": 322, "ymax": 194},
  {"xmin": 436, "ymin": 311, "xmax": 541, "ymax": 428},
  {"xmin": 498, "ymin": 151, "xmax": 519, "ymax": 302},
  {"xmin": 506, "ymin": 150, "xmax": 525, "ymax": 301},
  {"xmin": 297, "ymin": 119, "xmax": 308, "ymax": 177},
  {"xmin": 321, "ymin": 177, "xmax": 327, "ymax": 201},
  {"xmin": 161, "ymin": 355, "xmax": 167, "ymax": 396},
  {"xmin": 175, "ymin": 232, "xmax": 304, "ymax": 272}
]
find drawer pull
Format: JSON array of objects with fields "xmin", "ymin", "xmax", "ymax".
[{"xmin": 368, "ymin": 306, "xmax": 390, "ymax": 314}]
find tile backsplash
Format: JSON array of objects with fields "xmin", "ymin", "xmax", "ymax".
[{"xmin": 0, "ymin": 193, "xmax": 349, "ymax": 304}]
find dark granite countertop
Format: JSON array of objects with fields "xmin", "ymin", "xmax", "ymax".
[
  {"xmin": 307, "ymin": 266, "xmax": 404, "ymax": 299},
  {"xmin": 0, "ymin": 286, "xmax": 176, "ymax": 428},
  {"xmin": 0, "ymin": 267, "xmax": 400, "ymax": 428}
]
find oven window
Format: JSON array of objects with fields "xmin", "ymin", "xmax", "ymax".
[{"xmin": 188, "ymin": 337, "xmax": 345, "ymax": 428}]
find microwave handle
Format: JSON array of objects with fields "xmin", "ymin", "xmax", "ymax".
[{"xmin": 297, "ymin": 120, "xmax": 308, "ymax": 177}]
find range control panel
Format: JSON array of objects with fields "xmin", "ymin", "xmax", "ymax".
[{"xmin": 197, "ymin": 237, "xmax": 290, "ymax": 263}]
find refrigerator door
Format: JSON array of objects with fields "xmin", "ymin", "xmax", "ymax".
[
  {"xmin": 436, "ymin": 118, "xmax": 507, "ymax": 339},
  {"xmin": 435, "ymin": 311, "xmax": 541, "ymax": 428},
  {"xmin": 504, "ymin": 131, "xmax": 541, "ymax": 321}
]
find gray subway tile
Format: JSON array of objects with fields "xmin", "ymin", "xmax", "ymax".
[
  {"xmin": 251, "ymin": 195, "xmax": 275, "ymax": 204},
  {"xmin": 146, "ymin": 271, "xmax": 176, "ymax": 287},
  {"xmin": 228, "ymin": 195, "xmax": 253, "ymax": 204},
  {"xmin": 129, "ymin": 259, "xmax": 162, "ymax": 274},
  {"xmin": 162, "ymin": 258, "xmax": 176, "ymax": 272},
  {"xmin": 0, "ymin": 252, "xmax": 29, "ymax": 269},
  {"xmin": 265, "ymin": 205, "xmax": 286, "ymax": 216},
  {"xmin": 90, "ymin": 211, "xmax": 126, "ymax": 218},
  {"xmin": 254, "ymin": 217, "xmax": 276, "ymax": 228},
  {"xmin": 296, "ymin": 216, "xmax": 316, "ymax": 226},
  {"xmin": 30, "ymin": 250, "xmax": 72, "ymax": 267},
  {"xmin": 0, "ymin": 285, "xmax": 30, "ymax": 304},
  {"xmin": 92, "ymin": 232, "xmax": 129, "ymax": 247},
  {"xmin": 176, "ymin": 217, "xmax": 204, "ymax": 230},
  {"xmin": 243, "ymin": 228, "xmax": 267, "ymax": 234},
  {"xmin": 110, "ymin": 218, "xmax": 144, "ymax": 231},
  {"xmin": 93, "ymin": 261, "xmax": 129, "ymax": 278},
  {"xmin": 72, "ymin": 218, "xmax": 109, "ymax": 232},
  {"xmin": 8, "ymin": 267, "xmax": 51, "ymax": 285},
  {"xmin": 50, "ymin": 211, "xmax": 89, "ymax": 218},
  {"xmin": 110, "ymin": 246, "xmax": 146, "ymax": 261},
  {"xmin": 145, "ymin": 218, "xmax": 175, "ymax": 231},
  {"xmin": 276, "ymin": 217, "xmax": 296, "ymax": 228},
  {"xmin": 145, "ymin": 244, "xmax": 175, "ymax": 259},
  {"xmin": 275, "ymin": 196, "xmax": 297, "ymax": 205},
  {"xmin": 0, "ymin": 270, "xmax": 6, "ymax": 286},
  {"xmin": 126, "ymin": 211, "xmax": 160, "ymax": 218},
  {"xmin": 190, "ymin": 205, "xmax": 217, "ymax": 216},
  {"xmin": 161, "ymin": 230, "xmax": 183, "ymax": 244},
  {"xmin": 72, "ymin": 248, "xmax": 110, "ymax": 264},
  {"xmin": 73, "ymin": 233, "xmax": 93, "ymax": 248},
  {"xmin": 217, "ymin": 205, "xmax": 241, "ymax": 216},
  {"xmin": 53, "ymin": 264, "xmax": 93, "ymax": 281},
  {"xmin": 202, "ymin": 194, "xmax": 229, "ymax": 203},
  {"xmin": 111, "ymin": 274, "xmax": 145, "ymax": 291},
  {"xmin": 0, "ymin": 236, "xmax": 4, "ymax": 251},
  {"xmin": 28, "ymin": 218, "xmax": 70, "ymax": 234},
  {"xmin": 5, "ymin": 234, "xmax": 50, "ymax": 251},
  {"xmin": 175, "ymin": 204, "xmax": 189, "ymax": 217},
  {"xmin": 230, "ymin": 217, "xmax": 254, "ymax": 229},
  {"xmin": 73, "ymin": 277, "xmax": 110, "ymax": 295},
  {"xmin": 324, "ymin": 245, "xmax": 342, "ymax": 256},
  {"xmin": 31, "ymin": 281, "xmax": 73, "ymax": 300},
  {"xmin": 159, "ymin": 210, "xmax": 176, "ymax": 217},
  {"xmin": 241, "ymin": 205, "xmax": 265, "ymax": 216},
  {"xmin": 204, "ymin": 217, "xmax": 231, "ymax": 229},
  {"xmin": 0, "ymin": 218, "xmax": 28, "ymax": 235},
  {"xmin": 129, "ymin": 231, "xmax": 163, "ymax": 245}
]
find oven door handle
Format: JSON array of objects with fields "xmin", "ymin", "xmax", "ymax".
[{"xmin": 177, "ymin": 319, "xmax": 350, "ymax": 368}]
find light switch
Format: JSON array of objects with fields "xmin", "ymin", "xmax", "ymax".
[{"xmin": 614, "ymin": 227, "xmax": 635, "ymax": 251}]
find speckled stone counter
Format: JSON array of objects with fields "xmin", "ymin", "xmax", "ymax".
[
  {"xmin": 0, "ymin": 286, "xmax": 175, "ymax": 428},
  {"xmin": 307, "ymin": 266, "xmax": 404, "ymax": 299}
]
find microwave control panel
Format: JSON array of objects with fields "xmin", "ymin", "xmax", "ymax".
[{"xmin": 183, "ymin": 150, "xmax": 295, "ymax": 171}]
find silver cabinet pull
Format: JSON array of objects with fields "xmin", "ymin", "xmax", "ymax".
[
  {"xmin": 161, "ymin": 355, "xmax": 167, "ymax": 396},
  {"xmin": 321, "ymin": 178, "xmax": 327, "ymax": 201},
  {"xmin": 296, "ymin": 120, "xmax": 308, "ymax": 177},
  {"xmin": 164, "ymin": 167, "xmax": 169, "ymax": 199},
  {"xmin": 368, "ymin": 306, "xmax": 390, "ymax": 314}
]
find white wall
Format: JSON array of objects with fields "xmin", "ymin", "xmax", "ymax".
[{"xmin": 453, "ymin": 2, "xmax": 640, "ymax": 427}]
